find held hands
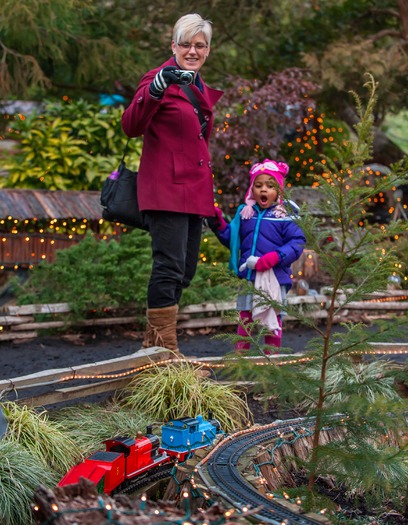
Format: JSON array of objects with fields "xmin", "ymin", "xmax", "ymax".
[
  {"xmin": 206, "ymin": 206, "xmax": 227, "ymax": 233},
  {"xmin": 239, "ymin": 252, "xmax": 280, "ymax": 272},
  {"xmin": 149, "ymin": 66, "xmax": 180, "ymax": 99}
]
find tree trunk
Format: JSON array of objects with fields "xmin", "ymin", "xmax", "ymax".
[{"xmin": 397, "ymin": 0, "xmax": 408, "ymax": 40}]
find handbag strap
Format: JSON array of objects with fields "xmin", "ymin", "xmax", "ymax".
[
  {"xmin": 120, "ymin": 138, "xmax": 131, "ymax": 164},
  {"xmin": 181, "ymin": 85, "xmax": 208, "ymax": 137}
]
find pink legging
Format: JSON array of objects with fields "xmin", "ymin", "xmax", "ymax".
[{"xmin": 235, "ymin": 310, "xmax": 282, "ymax": 352}]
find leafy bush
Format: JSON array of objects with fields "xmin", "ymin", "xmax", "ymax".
[
  {"xmin": 13, "ymin": 230, "xmax": 152, "ymax": 316},
  {"xmin": 211, "ymin": 68, "xmax": 319, "ymax": 210},
  {"xmin": 2, "ymin": 99, "xmax": 142, "ymax": 190},
  {"xmin": 13, "ymin": 229, "xmax": 233, "ymax": 319}
]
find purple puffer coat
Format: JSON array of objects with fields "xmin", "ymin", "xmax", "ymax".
[{"xmin": 216, "ymin": 203, "xmax": 306, "ymax": 289}]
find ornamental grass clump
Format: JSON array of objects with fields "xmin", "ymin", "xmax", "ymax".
[
  {"xmin": 0, "ymin": 440, "xmax": 55, "ymax": 525},
  {"xmin": 118, "ymin": 361, "xmax": 252, "ymax": 432},
  {"xmin": 2, "ymin": 401, "xmax": 81, "ymax": 477},
  {"xmin": 51, "ymin": 402, "xmax": 153, "ymax": 456}
]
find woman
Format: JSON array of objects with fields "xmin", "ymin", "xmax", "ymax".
[{"xmin": 122, "ymin": 13, "xmax": 223, "ymax": 354}]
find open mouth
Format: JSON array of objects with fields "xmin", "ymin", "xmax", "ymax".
[{"xmin": 260, "ymin": 196, "xmax": 269, "ymax": 204}]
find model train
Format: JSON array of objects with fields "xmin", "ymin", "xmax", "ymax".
[{"xmin": 58, "ymin": 414, "xmax": 221, "ymax": 495}]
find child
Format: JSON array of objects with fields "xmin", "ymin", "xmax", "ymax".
[{"xmin": 208, "ymin": 159, "xmax": 306, "ymax": 352}]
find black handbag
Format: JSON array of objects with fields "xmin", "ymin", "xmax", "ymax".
[{"xmin": 100, "ymin": 140, "xmax": 148, "ymax": 230}]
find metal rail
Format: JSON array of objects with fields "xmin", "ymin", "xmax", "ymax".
[{"xmin": 197, "ymin": 417, "xmax": 324, "ymax": 525}]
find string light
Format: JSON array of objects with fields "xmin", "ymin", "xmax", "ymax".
[
  {"xmin": 0, "ymin": 215, "xmax": 128, "ymax": 270},
  {"xmin": 50, "ymin": 340, "xmax": 408, "ymax": 384}
]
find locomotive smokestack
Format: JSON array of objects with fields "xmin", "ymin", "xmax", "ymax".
[{"xmin": 146, "ymin": 425, "xmax": 153, "ymax": 435}]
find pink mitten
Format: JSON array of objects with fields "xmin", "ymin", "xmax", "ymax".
[{"xmin": 255, "ymin": 251, "xmax": 280, "ymax": 272}]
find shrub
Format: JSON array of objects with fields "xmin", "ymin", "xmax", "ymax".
[
  {"xmin": 13, "ymin": 229, "xmax": 232, "ymax": 320},
  {"xmin": 13, "ymin": 230, "xmax": 153, "ymax": 316},
  {"xmin": 2, "ymin": 99, "xmax": 142, "ymax": 190}
]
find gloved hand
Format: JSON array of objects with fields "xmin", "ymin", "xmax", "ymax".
[
  {"xmin": 206, "ymin": 207, "xmax": 227, "ymax": 232},
  {"xmin": 254, "ymin": 251, "xmax": 280, "ymax": 272},
  {"xmin": 149, "ymin": 66, "xmax": 180, "ymax": 99},
  {"xmin": 239, "ymin": 255, "xmax": 260, "ymax": 272}
]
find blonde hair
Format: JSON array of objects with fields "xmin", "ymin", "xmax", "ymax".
[{"xmin": 173, "ymin": 13, "xmax": 212, "ymax": 46}]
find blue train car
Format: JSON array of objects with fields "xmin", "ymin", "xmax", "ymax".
[{"xmin": 160, "ymin": 414, "xmax": 221, "ymax": 460}]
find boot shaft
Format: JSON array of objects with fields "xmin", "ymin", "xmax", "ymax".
[{"xmin": 143, "ymin": 305, "xmax": 179, "ymax": 351}]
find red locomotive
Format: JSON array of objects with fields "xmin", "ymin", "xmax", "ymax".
[{"xmin": 59, "ymin": 414, "xmax": 221, "ymax": 495}]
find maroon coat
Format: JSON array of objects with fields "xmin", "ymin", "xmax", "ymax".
[{"xmin": 122, "ymin": 58, "xmax": 223, "ymax": 216}]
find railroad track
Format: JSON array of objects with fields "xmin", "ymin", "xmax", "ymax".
[
  {"xmin": 114, "ymin": 463, "xmax": 175, "ymax": 496},
  {"xmin": 197, "ymin": 417, "xmax": 326, "ymax": 525}
]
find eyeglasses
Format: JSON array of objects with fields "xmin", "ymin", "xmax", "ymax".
[{"xmin": 177, "ymin": 42, "xmax": 208, "ymax": 51}]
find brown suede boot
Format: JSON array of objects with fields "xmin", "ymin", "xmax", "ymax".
[{"xmin": 141, "ymin": 305, "xmax": 181, "ymax": 356}]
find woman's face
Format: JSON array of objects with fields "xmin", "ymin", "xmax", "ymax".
[
  {"xmin": 171, "ymin": 31, "xmax": 210, "ymax": 74},
  {"xmin": 252, "ymin": 174, "xmax": 279, "ymax": 209}
]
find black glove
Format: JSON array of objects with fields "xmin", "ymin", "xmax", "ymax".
[{"xmin": 149, "ymin": 66, "xmax": 180, "ymax": 99}]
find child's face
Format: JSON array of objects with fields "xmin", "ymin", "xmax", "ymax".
[{"xmin": 252, "ymin": 174, "xmax": 279, "ymax": 209}]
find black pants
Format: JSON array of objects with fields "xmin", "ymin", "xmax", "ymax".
[{"xmin": 144, "ymin": 211, "xmax": 203, "ymax": 308}]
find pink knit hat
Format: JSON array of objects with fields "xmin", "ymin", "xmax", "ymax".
[{"xmin": 240, "ymin": 159, "xmax": 290, "ymax": 219}]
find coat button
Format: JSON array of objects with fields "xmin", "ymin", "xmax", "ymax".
[
  {"xmin": 198, "ymin": 133, "xmax": 203, "ymax": 139},
  {"xmin": 194, "ymin": 108, "xmax": 199, "ymax": 114},
  {"xmin": 137, "ymin": 96, "xmax": 143, "ymax": 103},
  {"xmin": 204, "ymin": 115, "xmax": 210, "ymax": 121},
  {"xmin": 207, "ymin": 161, "xmax": 212, "ymax": 168},
  {"xmin": 199, "ymin": 160, "xmax": 204, "ymax": 166}
]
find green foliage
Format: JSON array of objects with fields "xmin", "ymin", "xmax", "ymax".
[
  {"xmin": 181, "ymin": 231, "xmax": 231, "ymax": 307},
  {"xmin": 317, "ymin": 438, "xmax": 408, "ymax": 511},
  {"xmin": 50, "ymin": 403, "xmax": 152, "ymax": 457},
  {"xmin": 2, "ymin": 401, "xmax": 81, "ymax": 477},
  {"xmin": 0, "ymin": 0, "xmax": 151, "ymax": 99},
  {"xmin": 297, "ymin": 358, "xmax": 403, "ymax": 410},
  {"xmin": 180, "ymin": 262, "xmax": 232, "ymax": 307},
  {"xmin": 13, "ymin": 229, "xmax": 232, "ymax": 320},
  {"xmin": 13, "ymin": 230, "xmax": 152, "ymax": 316},
  {"xmin": 383, "ymin": 110, "xmax": 408, "ymax": 154},
  {"xmin": 119, "ymin": 360, "xmax": 252, "ymax": 433},
  {"xmin": 2, "ymin": 99, "xmax": 142, "ymax": 190},
  {"xmin": 200, "ymin": 229, "xmax": 230, "ymax": 264},
  {"xmin": 0, "ymin": 440, "xmax": 54, "ymax": 525}
]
